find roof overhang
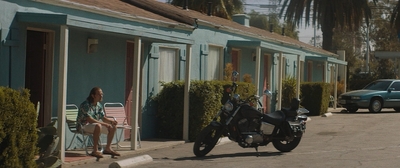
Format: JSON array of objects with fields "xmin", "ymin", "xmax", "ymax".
[
  {"xmin": 305, "ymin": 55, "xmax": 347, "ymax": 65},
  {"xmin": 374, "ymin": 51, "xmax": 400, "ymax": 59},
  {"xmin": 227, "ymin": 40, "xmax": 306, "ymax": 55},
  {"xmin": 16, "ymin": 12, "xmax": 194, "ymax": 44},
  {"xmin": 17, "ymin": 12, "xmax": 68, "ymax": 25}
]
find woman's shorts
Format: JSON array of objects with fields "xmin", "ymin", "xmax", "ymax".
[{"xmin": 82, "ymin": 123, "xmax": 109, "ymax": 134}]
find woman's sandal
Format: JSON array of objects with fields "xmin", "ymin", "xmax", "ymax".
[
  {"xmin": 90, "ymin": 151, "xmax": 103, "ymax": 158},
  {"xmin": 103, "ymin": 150, "xmax": 121, "ymax": 156}
]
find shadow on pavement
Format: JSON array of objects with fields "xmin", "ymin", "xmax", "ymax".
[
  {"xmin": 174, "ymin": 151, "xmax": 283, "ymax": 161},
  {"xmin": 333, "ymin": 111, "xmax": 399, "ymax": 115}
]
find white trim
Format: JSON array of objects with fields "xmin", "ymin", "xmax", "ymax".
[
  {"xmin": 26, "ymin": 27, "xmax": 55, "ymax": 126},
  {"xmin": 183, "ymin": 44, "xmax": 192, "ymax": 141},
  {"xmin": 130, "ymin": 36, "xmax": 142, "ymax": 150}
]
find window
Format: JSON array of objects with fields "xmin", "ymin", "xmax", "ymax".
[
  {"xmin": 159, "ymin": 47, "xmax": 178, "ymax": 84},
  {"xmin": 390, "ymin": 82, "xmax": 400, "ymax": 91},
  {"xmin": 207, "ymin": 46, "xmax": 223, "ymax": 80}
]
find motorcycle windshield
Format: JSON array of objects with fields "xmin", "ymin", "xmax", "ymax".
[{"xmin": 297, "ymin": 108, "xmax": 309, "ymax": 115}]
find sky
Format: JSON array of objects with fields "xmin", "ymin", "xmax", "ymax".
[{"xmin": 156, "ymin": 0, "xmax": 322, "ymax": 45}]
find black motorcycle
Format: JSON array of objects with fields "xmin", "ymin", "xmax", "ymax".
[{"xmin": 193, "ymin": 71, "xmax": 309, "ymax": 157}]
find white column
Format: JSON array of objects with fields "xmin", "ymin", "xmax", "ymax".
[
  {"xmin": 324, "ymin": 61, "xmax": 328, "ymax": 82},
  {"xmin": 296, "ymin": 55, "xmax": 301, "ymax": 99},
  {"xmin": 255, "ymin": 47, "xmax": 261, "ymax": 96},
  {"xmin": 183, "ymin": 44, "xmax": 192, "ymax": 141},
  {"xmin": 344, "ymin": 65, "xmax": 347, "ymax": 94},
  {"xmin": 334, "ymin": 64, "xmax": 338, "ymax": 109},
  {"xmin": 57, "ymin": 25, "xmax": 68, "ymax": 162},
  {"xmin": 337, "ymin": 50, "xmax": 346, "ymax": 94},
  {"xmin": 277, "ymin": 52, "xmax": 283, "ymax": 110},
  {"xmin": 130, "ymin": 37, "xmax": 141, "ymax": 150}
]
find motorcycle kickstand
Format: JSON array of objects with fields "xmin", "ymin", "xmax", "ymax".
[{"xmin": 255, "ymin": 147, "xmax": 260, "ymax": 157}]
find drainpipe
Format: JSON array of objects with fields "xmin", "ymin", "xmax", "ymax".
[
  {"xmin": 8, "ymin": 46, "xmax": 11, "ymax": 87},
  {"xmin": 269, "ymin": 24, "xmax": 273, "ymax": 33},
  {"xmin": 183, "ymin": 0, "xmax": 188, "ymax": 10},
  {"xmin": 207, "ymin": 2, "xmax": 212, "ymax": 16}
]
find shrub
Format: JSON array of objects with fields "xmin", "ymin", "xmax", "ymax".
[
  {"xmin": 224, "ymin": 63, "xmax": 234, "ymax": 81},
  {"xmin": 0, "ymin": 87, "xmax": 38, "ymax": 167},
  {"xmin": 282, "ymin": 76, "xmax": 297, "ymax": 108},
  {"xmin": 154, "ymin": 80, "xmax": 256, "ymax": 141},
  {"xmin": 243, "ymin": 74, "xmax": 253, "ymax": 83},
  {"xmin": 330, "ymin": 80, "xmax": 345, "ymax": 97},
  {"xmin": 300, "ymin": 82, "xmax": 331, "ymax": 116}
]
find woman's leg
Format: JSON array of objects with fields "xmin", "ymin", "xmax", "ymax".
[
  {"xmin": 92, "ymin": 123, "xmax": 102, "ymax": 152},
  {"xmin": 105, "ymin": 125, "xmax": 117, "ymax": 151}
]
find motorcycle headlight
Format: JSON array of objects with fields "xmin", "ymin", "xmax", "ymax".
[
  {"xmin": 233, "ymin": 94, "xmax": 240, "ymax": 102},
  {"xmin": 224, "ymin": 102, "xmax": 234, "ymax": 112}
]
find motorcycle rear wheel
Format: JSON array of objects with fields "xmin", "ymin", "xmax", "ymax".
[
  {"xmin": 193, "ymin": 125, "xmax": 222, "ymax": 157},
  {"xmin": 272, "ymin": 132, "xmax": 303, "ymax": 152}
]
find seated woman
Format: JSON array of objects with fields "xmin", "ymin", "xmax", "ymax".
[{"xmin": 77, "ymin": 87, "xmax": 120, "ymax": 158}]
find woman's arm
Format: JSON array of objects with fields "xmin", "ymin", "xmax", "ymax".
[
  {"xmin": 102, "ymin": 116, "xmax": 118, "ymax": 125},
  {"xmin": 86, "ymin": 116, "xmax": 113, "ymax": 127}
]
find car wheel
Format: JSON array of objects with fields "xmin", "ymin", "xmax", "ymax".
[
  {"xmin": 394, "ymin": 108, "xmax": 400, "ymax": 112},
  {"xmin": 368, "ymin": 98, "xmax": 382, "ymax": 113},
  {"xmin": 346, "ymin": 107, "xmax": 358, "ymax": 113}
]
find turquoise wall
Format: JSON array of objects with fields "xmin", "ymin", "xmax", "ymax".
[
  {"xmin": 0, "ymin": 0, "xmax": 343, "ymax": 142},
  {"xmin": 66, "ymin": 29, "xmax": 126, "ymax": 105}
]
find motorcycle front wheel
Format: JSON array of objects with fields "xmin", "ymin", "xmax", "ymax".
[
  {"xmin": 193, "ymin": 125, "xmax": 223, "ymax": 157},
  {"xmin": 272, "ymin": 132, "xmax": 303, "ymax": 152}
]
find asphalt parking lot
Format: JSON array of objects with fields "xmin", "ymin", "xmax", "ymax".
[{"xmin": 77, "ymin": 108, "xmax": 400, "ymax": 168}]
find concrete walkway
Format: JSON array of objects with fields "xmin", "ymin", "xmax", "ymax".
[
  {"xmin": 63, "ymin": 139, "xmax": 186, "ymax": 167},
  {"xmin": 63, "ymin": 107, "xmax": 344, "ymax": 167}
]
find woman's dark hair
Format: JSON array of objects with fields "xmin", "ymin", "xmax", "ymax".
[{"xmin": 86, "ymin": 87, "xmax": 101, "ymax": 103}]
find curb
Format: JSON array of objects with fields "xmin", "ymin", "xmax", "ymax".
[
  {"xmin": 63, "ymin": 140, "xmax": 185, "ymax": 167},
  {"xmin": 322, "ymin": 112, "xmax": 333, "ymax": 117},
  {"xmin": 109, "ymin": 154, "xmax": 152, "ymax": 168},
  {"xmin": 109, "ymin": 138, "xmax": 232, "ymax": 168}
]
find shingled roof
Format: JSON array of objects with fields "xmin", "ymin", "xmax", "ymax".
[
  {"xmin": 45, "ymin": 0, "xmax": 193, "ymax": 28},
  {"xmin": 49, "ymin": 0, "xmax": 336, "ymax": 57}
]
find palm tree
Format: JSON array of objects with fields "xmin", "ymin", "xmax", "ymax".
[
  {"xmin": 167, "ymin": 0, "xmax": 244, "ymax": 20},
  {"xmin": 391, "ymin": 0, "xmax": 400, "ymax": 33},
  {"xmin": 278, "ymin": 0, "xmax": 375, "ymax": 52}
]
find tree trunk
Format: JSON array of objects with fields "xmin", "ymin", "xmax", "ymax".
[
  {"xmin": 321, "ymin": 25, "xmax": 334, "ymax": 52},
  {"xmin": 321, "ymin": 3, "xmax": 335, "ymax": 52}
]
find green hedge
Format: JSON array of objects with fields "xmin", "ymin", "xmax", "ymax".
[
  {"xmin": 154, "ymin": 80, "xmax": 256, "ymax": 141},
  {"xmin": 282, "ymin": 76, "xmax": 297, "ymax": 108},
  {"xmin": 300, "ymin": 82, "xmax": 331, "ymax": 116},
  {"xmin": 0, "ymin": 87, "xmax": 38, "ymax": 167}
]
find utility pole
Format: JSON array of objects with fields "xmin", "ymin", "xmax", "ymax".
[
  {"xmin": 314, "ymin": 25, "xmax": 316, "ymax": 47},
  {"xmin": 366, "ymin": 24, "xmax": 370, "ymax": 73}
]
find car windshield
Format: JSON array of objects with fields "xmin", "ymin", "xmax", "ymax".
[{"xmin": 363, "ymin": 81, "xmax": 392, "ymax": 90}]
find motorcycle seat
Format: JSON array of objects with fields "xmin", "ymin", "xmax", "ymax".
[{"xmin": 262, "ymin": 110, "xmax": 285, "ymax": 125}]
